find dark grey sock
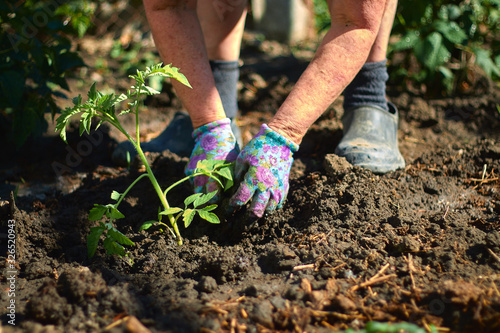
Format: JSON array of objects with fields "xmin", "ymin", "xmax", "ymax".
[
  {"xmin": 209, "ymin": 60, "xmax": 239, "ymax": 119},
  {"xmin": 343, "ymin": 60, "xmax": 389, "ymax": 112}
]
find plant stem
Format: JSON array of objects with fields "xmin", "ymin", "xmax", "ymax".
[
  {"xmin": 134, "ymin": 144, "xmax": 183, "ymax": 245},
  {"xmin": 115, "ymin": 173, "xmax": 149, "ymax": 207}
]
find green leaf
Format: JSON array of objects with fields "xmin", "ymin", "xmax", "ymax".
[
  {"xmin": 139, "ymin": 221, "xmax": 156, "ymax": 231},
  {"xmin": 184, "ymin": 193, "xmax": 203, "ymax": 207},
  {"xmin": 432, "ymin": 20, "xmax": 467, "ymax": 44},
  {"xmin": 111, "ymin": 190, "xmax": 121, "ymax": 201},
  {"xmin": 159, "ymin": 207, "xmax": 183, "ymax": 216},
  {"xmin": 473, "ymin": 47, "xmax": 500, "ymax": 79},
  {"xmin": 414, "ymin": 32, "xmax": 450, "ymax": 71},
  {"xmin": 113, "ymin": 93, "xmax": 128, "ymax": 106},
  {"xmin": 108, "ymin": 207, "xmax": 125, "ymax": 220},
  {"xmin": 194, "ymin": 191, "xmax": 217, "ymax": 208},
  {"xmin": 87, "ymin": 226, "xmax": 105, "ymax": 258},
  {"xmin": 198, "ymin": 210, "xmax": 220, "ymax": 224},
  {"xmin": 215, "ymin": 165, "xmax": 233, "ymax": 181},
  {"xmin": 103, "ymin": 237, "xmax": 126, "ymax": 256},
  {"xmin": 88, "ymin": 82, "xmax": 97, "ymax": 100},
  {"xmin": 183, "ymin": 209, "xmax": 196, "ymax": 228},
  {"xmin": 108, "ymin": 228, "xmax": 135, "ymax": 246},
  {"xmin": 89, "ymin": 204, "xmax": 107, "ymax": 221},
  {"xmin": 200, "ymin": 204, "xmax": 217, "ymax": 212},
  {"xmin": 141, "ymin": 85, "xmax": 161, "ymax": 95}
]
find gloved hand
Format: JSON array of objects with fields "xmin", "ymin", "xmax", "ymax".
[
  {"xmin": 185, "ymin": 118, "xmax": 239, "ymax": 202},
  {"xmin": 229, "ymin": 124, "xmax": 299, "ymax": 217}
]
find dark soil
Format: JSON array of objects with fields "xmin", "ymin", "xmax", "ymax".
[{"xmin": 1, "ymin": 33, "xmax": 500, "ymax": 333}]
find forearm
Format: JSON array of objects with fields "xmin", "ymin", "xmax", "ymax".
[
  {"xmin": 269, "ymin": 0, "xmax": 387, "ymax": 144},
  {"xmin": 143, "ymin": 0, "xmax": 226, "ymax": 128}
]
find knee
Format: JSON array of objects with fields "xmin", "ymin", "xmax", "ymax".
[
  {"xmin": 327, "ymin": 0, "xmax": 386, "ymax": 33},
  {"xmin": 144, "ymin": 0, "xmax": 196, "ymax": 12}
]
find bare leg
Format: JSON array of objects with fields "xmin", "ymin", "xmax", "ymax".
[
  {"xmin": 143, "ymin": 0, "xmax": 225, "ymax": 129},
  {"xmin": 197, "ymin": 0, "xmax": 248, "ymax": 61},
  {"xmin": 367, "ymin": 0, "xmax": 397, "ymax": 63}
]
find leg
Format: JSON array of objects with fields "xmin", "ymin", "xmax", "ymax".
[
  {"xmin": 198, "ymin": 1, "xmax": 248, "ymax": 146},
  {"xmin": 112, "ymin": 0, "xmax": 246, "ymax": 164},
  {"xmin": 336, "ymin": 0, "xmax": 405, "ymax": 173}
]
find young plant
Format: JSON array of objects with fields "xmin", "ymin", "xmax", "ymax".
[{"xmin": 56, "ymin": 63, "xmax": 234, "ymax": 257}]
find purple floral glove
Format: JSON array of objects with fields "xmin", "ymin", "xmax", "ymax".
[
  {"xmin": 229, "ymin": 124, "xmax": 299, "ymax": 217},
  {"xmin": 185, "ymin": 118, "xmax": 239, "ymax": 201}
]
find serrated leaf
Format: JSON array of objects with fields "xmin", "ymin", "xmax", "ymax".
[
  {"xmin": 139, "ymin": 220, "xmax": 156, "ymax": 231},
  {"xmin": 109, "ymin": 207, "xmax": 125, "ymax": 220},
  {"xmin": 118, "ymin": 109, "xmax": 133, "ymax": 116},
  {"xmin": 111, "ymin": 190, "xmax": 121, "ymax": 201},
  {"xmin": 89, "ymin": 205, "xmax": 107, "ymax": 221},
  {"xmin": 198, "ymin": 210, "xmax": 220, "ymax": 224},
  {"xmin": 215, "ymin": 166, "xmax": 233, "ymax": 181},
  {"xmin": 88, "ymin": 82, "xmax": 97, "ymax": 100},
  {"xmin": 108, "ymin": 228, "xmax": 135, "ymax": 246},
  {"xmin": 103, "ymin": 237, "xmax": 126, "ymax": 256},
  {"xmin": 113, "ymin": 93, "xmax": 128, "ymax": 106},
  {"xmin": 183, "ymin": 209, "xmax": 196, "ymax": 228},
  {"xmin": 184, "ymin": 193, "xmax": 203, "ymax": 207},
  {"xmin": 159, "ymin": 207, "xmax": 183, "ymax": 216},
  {"xmin": 87, "ymin": 226, "xmax": 105, "ymax": 258},
  {"xmin": 141, "ymin": 85, "xmax": 161, "ymax": 95},
  {"xmin": 194, "ymin": 191, "xmax": 217, "ymax": 208},
  {"xmin": 200, "ymin": 204, "xmax": 217, "ymax": 212}
]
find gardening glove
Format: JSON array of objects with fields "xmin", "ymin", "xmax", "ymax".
[
  {"xmin": 185, "ymin": 118, "xmax": 239, "ymax": 202},
  {"xmin": 229, "ymin": 124, "xmax": 299, "ymax": 217}
]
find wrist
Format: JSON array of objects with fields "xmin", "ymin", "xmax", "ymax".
[
  {"xmin": 191, "ymin": 112, "xmax": 228, "ymax": 130},
  {"xmin": 267, "ymin": 120, "xmax": 305, "ymax": 146}
]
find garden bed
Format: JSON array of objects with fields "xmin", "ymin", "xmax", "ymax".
[{"xmin": 1, "ymin": 35, "xmax": 500, "ymax": 332}]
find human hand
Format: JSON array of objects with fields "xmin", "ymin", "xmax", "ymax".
[
  {"xmin": 229, "ymin": 124, "xmax": 299, "ymax": 217},
  {"xmin": 185, "ymin": 118, "xmax": 239, "ymax": 202}
]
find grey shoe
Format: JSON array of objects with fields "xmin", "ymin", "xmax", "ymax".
[
  {"xmin": 111, "ymin": 112, "xmax": 243, "ymax": 166},
  {"xmin": 334, "ymin": 103, "xmax": 405, "ymax": 173}
]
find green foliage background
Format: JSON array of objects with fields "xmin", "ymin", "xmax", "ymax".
[
  {"xmin": 0, "ymin": 0, "xmax": 92, "ymax": 148},
  {"xmin": 313, "ymin": 0, "xmax": 500, "ymax": 96}
]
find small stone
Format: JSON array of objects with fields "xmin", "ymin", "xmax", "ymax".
[
  {"xmin": 197, "ymin": 276, "xmax": 217, "ymax": 293},
  {"xmin": 251, "ymin": 300, "xmax": 274, "ymax": 328},
  {"xmin": 324, "ymin": 154, "xmax": 353, "ymax": 178}
]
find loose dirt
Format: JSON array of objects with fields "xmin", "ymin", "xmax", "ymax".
[{"xmin": 1, "ymin": 34, "xmax": 500, "ymax": 333}]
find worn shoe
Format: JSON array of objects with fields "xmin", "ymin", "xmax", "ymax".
[
  {"xmin": 111, "ymin": 111, "xmax": 243, "ymax": 166},
  {"xmin": 334, "ymin": 103, "xmax": 405, "ymax": 173}
]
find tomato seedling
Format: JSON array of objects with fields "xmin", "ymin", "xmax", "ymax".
[{"xmin": 56, "ymin": 63, "xmax": 234, "ymax": 257}]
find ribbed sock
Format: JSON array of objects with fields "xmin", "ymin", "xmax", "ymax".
[
  {"xmin": 209, "ymin": 60, "xmax": 239, "ymax": 119},
  {"xmin": 343, "ymin": 60, "xmax": 389, "ymax": 112}
]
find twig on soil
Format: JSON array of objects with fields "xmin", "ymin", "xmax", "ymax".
[
  {"xmin": 487, "ymin": 248, "xmax": 500, "ymax": 265},
  {"xmin": 349, "ymin": 264, "xmax": 397, "ymax": 292},
  {"xmin": 293, "ymin": 263, "xmax": 316, "ymax": 271},
  {"xmin": 105, "ymin": 316, "xmax": 151, "ymax": 333}
]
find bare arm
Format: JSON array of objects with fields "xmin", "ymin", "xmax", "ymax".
[{"xmin": 268, "ymin": 0, "xmax": 388, "ymax": 144}]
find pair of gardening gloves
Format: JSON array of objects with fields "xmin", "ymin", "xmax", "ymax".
[{"xmin": 184, "ymin": 118, "xmax": 298, "ymax": 218}]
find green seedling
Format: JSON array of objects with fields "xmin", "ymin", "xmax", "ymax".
[
  {"xmin": 339, "ymin": 321, "xmax": 438, "ymax": 333},
  {"xmin": 56, "ymin": 63, "xmax": 234, "ymax": 257}
]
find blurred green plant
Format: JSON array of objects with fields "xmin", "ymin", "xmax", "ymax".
[
  {"xmin": 312, "ymin": 0, "xmax": 500, "ymax": 96},
  {"xmin": 338, "ymin": 321, "xmax": 438, "ymax": 333},
  {"xmin": 0, "ymin": 0, "xmax": 93, "ymax": 148},
  {"xmin": 390, "ymin": 0, "xmax": 500, "ymax": 96}
]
